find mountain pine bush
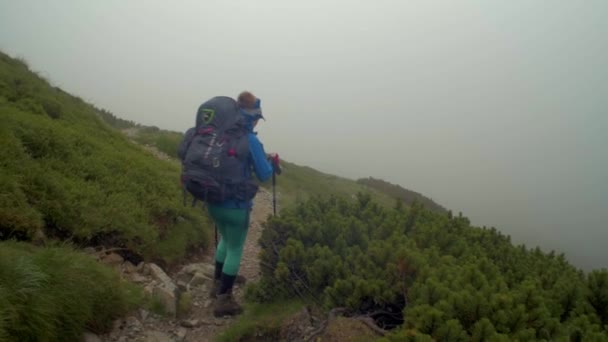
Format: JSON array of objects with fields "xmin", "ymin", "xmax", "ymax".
[{"xmin": 248, "ymin": 193, "xmax": 608, "ymax": 340}]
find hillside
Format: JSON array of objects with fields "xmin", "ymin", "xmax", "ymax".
[
  {"xmin": 100, "ymin": 123, "xmax": 420, "ymax": 211},
  {"xmin": 0, "ymin": 51, "xmax": 210, "ymax": 265},
  {"xmin": 357, "ymin": 177, "xmax": 447, "ymax": 214},
  {"xmin": 0, "ymin": 50, "xmax": 219, "ymax": 341},
  {"xmin": 5, "ymin": 49, "xmax": 605, "ymax": 341}
]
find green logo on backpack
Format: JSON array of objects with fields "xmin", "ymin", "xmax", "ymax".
[{"xmin": 202, "ymin": 109, "xmax": 215, "ymax": 124}]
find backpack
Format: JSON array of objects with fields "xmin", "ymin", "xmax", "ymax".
[{"xmin": 178, "ymin": 96, "xmax": 259, "ymax": 204}]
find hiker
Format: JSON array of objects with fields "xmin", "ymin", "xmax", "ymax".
[{"xmin": 208, "ymin": 91, "xmax": 280, "ymax": 317}]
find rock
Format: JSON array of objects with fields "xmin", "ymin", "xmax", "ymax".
[
  {"xmin": 279, "ymin": 308, "xmax": 314, "ymax": 342},
  {"xmin": 144, "ymin": 283, "xmax": 155, "ymax": 295},
  {"xmin": 180, "ymin": 319, "xmax": 201, "ymax": 328},
  {"xmin": 131, "ymin": 273, "xmax": 148, "ymax": 284},
  {"xmin": 178, "ymin": 264, "xmax": 197, "ymax": 276},
  {"xmin": 125, "ymin": 316, "xmax": 142, "ymax": 329},
  {"xmin": 179, "ymin": 263, "xmax": 214, "ymax": 278},
  {"xmin": 175, "ymin": 327, "xmax": 188, "ymax": 341},
  {"xmin": 140, "ymin": 309, "xmax": 149, "ymax": 321},
  {"xmin": 142, "ymin": 263, "xmax": 151, "ymax": 276},
  {"xmin": 147, "ymin": 264, "xmax": 178, "ymax": 316},
  {"xmin": 153, "ymin": 283, "xmax": 177, "ymax": 316},
  {"xmin": 188, "ymin": 272, "xmax": 211, "ymax": 287},
  {"xmin": 144, "ymin": 331, "xmax": 174, "ymax": 342},
  {"xmin": 176, "ymin": 279, "xmax": 189, "ymax": 292},
  {"xmin": 176, "ymin": 271, "xmax": 193, "ymax": 285},
  {"xmin": 148, "ymin": 263, "xmax": 171, "ymax": 283},
  {"xmin": 122, "ymin": 261, "xmax": 137, "ymax": 274},
  {"xmin": 136, "ymin": 261, "xmax": 145, "ymax": 273},
  {"xmin": 101, "ymin": 253, "xmax": 123, "ymax": 265},
  {"xmin": 82, "ymin": 332, "xmax": 102, "ymax": 342}
]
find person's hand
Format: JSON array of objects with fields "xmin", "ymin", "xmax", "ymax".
[{"xmin": 267, "ymin": 153, "xmax": 281, "ymax": 174}]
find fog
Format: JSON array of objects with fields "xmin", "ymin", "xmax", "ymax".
[{"xmin": 1, "ymin": 0, "xmax": 606, "ymax": 270}]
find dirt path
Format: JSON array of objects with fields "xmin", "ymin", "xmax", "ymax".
[
  {"xmin": 96, "ymin": 188, "xmax": 275, "ymax": 342},
  {"xmin": 186, "ymin": 188, "xmax": 275, "ymax": 341},
  {"xmin": 92, "ymin": 132, "xmax": 277, "ymax": 342}
]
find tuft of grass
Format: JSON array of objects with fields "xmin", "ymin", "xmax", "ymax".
[
  {"xmin": 177, "ymin": 291, "xmax": 193, "ymax": 318},
  {"xmin": 0, "ymin": 241, "xmax": 143, "ymax": 341},
  {"xmin": 147, "ymin": 296, "xmax": 168, "ymax": 317},
  {"xmin": 217, "ymin": 300, "xmax": 305, "ymax": 342}
]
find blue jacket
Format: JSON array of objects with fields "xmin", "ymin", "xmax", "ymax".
[{"xmin": 214, "ymin": 110, "xmax": 274, "ymax": 209}]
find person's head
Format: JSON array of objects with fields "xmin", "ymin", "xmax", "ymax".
[
  {"xmin": 237, "ymin": 91, "xmax": 257, "ymax": 110},
  {"xmin": 237, "ymin": 91, "xmax": 264, "ymax": 128}
]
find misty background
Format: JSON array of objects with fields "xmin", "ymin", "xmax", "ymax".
[{"xmin": 1, "ymin": 1, "xmax": 606, "ymax": 270}]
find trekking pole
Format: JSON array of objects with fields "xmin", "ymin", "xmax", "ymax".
[
  {"xmin": 272, "ymin": 169, "xmax": 277, "ymax": 216},
  {"xmin": 269, "ymin": 154, "xmax": 281, "ymax": 216}
]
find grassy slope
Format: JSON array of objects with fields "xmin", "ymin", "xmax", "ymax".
[
  {"xmin": 104, "ymin": 122, "xmax": 405, "ymax": 211},
  {"xmin": 0, "ymin": 241, "xmax": 143, "ymax": 341},
  {"xmin": 97, "ymin": 106, "xmax": 424, "ymax": 211},
  {"xmin": 356, "ymin": 177, "xmax": 447, "ymax": 214},
  {"xmin": 96, "ymin": 121, "xmax": 399, "ymax": 210},
  {"xmin": 262, "ymin": 160, "xmax": 396, "ymax": 209},
  {"xmin": 0, "ymin": 51, "xmax": 210, "ymax": 265}
]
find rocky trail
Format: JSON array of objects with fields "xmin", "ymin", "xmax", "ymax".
[
  {"xmin": 84, "ymin": 188, "xmax": 276, "ymax": 342},
  {"xmin": 79, "ymin": 131, "xmax": 277, "ymax": 342}
]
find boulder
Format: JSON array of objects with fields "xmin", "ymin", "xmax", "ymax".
[
  {"xmin": 147, "ymin": 264, "xmax": 178, "ymax": 316},
  {"xmin": 189, "ymin": 272, "xmax": 211, "ymax": 287},
  {"xmin": 101, "ymin": 253, "xmax": 123, "ymax": 265}
]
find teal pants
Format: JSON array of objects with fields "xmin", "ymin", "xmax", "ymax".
[{"xmin": 208, "ymin": 205, "xmax": 250, "ymax": 276}]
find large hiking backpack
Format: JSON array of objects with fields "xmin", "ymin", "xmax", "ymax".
[{"xmin": 178, "ymin": 96, "xmax": 259, "ymax": 204}]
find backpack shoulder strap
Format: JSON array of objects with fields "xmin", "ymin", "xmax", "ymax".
[{"xmin": 178, "ymin": 127, "xmax": 197, "ymax": 161}]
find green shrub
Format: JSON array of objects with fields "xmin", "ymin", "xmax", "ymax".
[
  {"xmin": 40, "ymin": 96, "xmax": 63, "ymax": 119},
  {"xmin": 217, "ymin": 300, "xmax": 305, "ymax": 342},
  {"xmin": 249, "ymin": 194, "xmax": 608, "ymax": 340},
  {"xmin": 0, "ymin": 50, "xmax": 210, "ymax": 264},
  {"xmin": 0, "ymin": 241, "xmax": 143, "ymax": 341}
]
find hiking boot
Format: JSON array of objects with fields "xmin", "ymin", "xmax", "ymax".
[
  {"xmin": 208, "ymin": 279, "xmax": 221, "ymax": 299},
  {"xmin": 213, "ymin": 293, "xmax": 243, "ymax": 317}
]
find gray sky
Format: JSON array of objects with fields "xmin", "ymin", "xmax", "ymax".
[{"xmin": 1, "ymin": 0, "xmax": 607, "ymax": 270}]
